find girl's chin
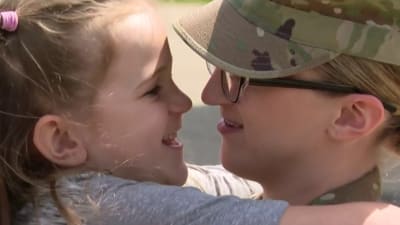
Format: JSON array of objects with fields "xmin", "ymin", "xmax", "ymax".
[
  {"xmin": 164, "ymin": 163, "xmax": 188, "ymax": 186},
  {"xmin": 107, "ymin": 161, "xmax": 188, "ymax": 185}
]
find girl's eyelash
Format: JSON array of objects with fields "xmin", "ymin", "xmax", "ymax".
[{"xmin": 145, "ymin": 85, "xmax": 161, "ymax": 96}]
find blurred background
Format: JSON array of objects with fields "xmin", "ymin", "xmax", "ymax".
[
  {"xmin": 157, "ymin": 0, "xmax": 400, "ymax": 204},
  {"xmin": 158, "ymin": 1, "xmax": 221, "ymax": 165}
]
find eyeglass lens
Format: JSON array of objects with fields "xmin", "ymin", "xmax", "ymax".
[
  {"xmin": 206, "ymin": 61, "xmax": 246, "ymax": 102},
  {"xmin": 222, "ymin": 71, "xmax": 243, "ymax": 101}
]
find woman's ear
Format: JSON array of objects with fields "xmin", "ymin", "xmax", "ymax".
[
  {"xmin": 33, "ymin": 115, "xmax": 87, "ymax": 167},
  {"xmin": 327, "ymin": 94, "xmax": 386, "ymax": 141}
]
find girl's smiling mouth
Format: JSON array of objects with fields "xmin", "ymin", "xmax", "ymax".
[{"xmin": 162, "ymin": 133, "xmax": 183, "ymax": 149}]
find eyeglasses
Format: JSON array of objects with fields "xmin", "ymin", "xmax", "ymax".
[{"xmin": 206, "ymin": 62, "xmax": 397, "ymax": 113}]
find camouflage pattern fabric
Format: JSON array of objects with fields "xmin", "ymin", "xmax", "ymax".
[
  {"xmin": 230, "ymin": 0, "xmax": 400, "ymax": 66},
  {"xmin": 268, "ymin": 0, "xmax": 400, "ymax": 27},
  {"xmin": 174, "ymin": 0, "xmax": 400, "ymax": 79},
  {"xmin": 309, "ymin": 167, "xmax": 381, "ymax": 205},
  {"xmin": 251, "ymin": 167, "xmax": 381, "ymax": 204},
  {"xmin": 174, "ymin": 0, "xmax": 337, "ymax": 79}
]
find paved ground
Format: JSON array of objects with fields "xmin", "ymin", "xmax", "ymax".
[{"xmin": 158, "ymin": 2, "xmax": 400, "ymax": 204}]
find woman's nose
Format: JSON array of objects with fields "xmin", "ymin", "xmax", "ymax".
[{"xmin": 201, "ymin": 69, "xmax": 230, "ymax": 105}]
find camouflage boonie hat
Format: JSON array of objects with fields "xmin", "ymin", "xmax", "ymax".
[{"xmin": 173, "ymin": 0, "xmax": 400, "ymax": 79}]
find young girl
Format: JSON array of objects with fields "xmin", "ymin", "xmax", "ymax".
[
  {"xmin": 174, "ymin": 0, "xmax": 400, "ymax": 205},
  {"xmin": 0, "ymin": 0, "xmax": 399, "ymax": 225}
]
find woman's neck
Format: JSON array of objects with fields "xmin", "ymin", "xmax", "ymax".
[{"xmin": 258, "ymin": 148, "xmax": 377, "ymax": 205}]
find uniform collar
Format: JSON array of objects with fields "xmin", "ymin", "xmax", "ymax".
[
  {"xmin": 309, "ymin": 167, "xmax": 381, "ymax": 205},
  {"xmin": 253, "ymin": 167, "xmax": 381, "ymax": 204}
]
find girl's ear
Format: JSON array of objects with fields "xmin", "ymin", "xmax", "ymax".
[
  {"xmin": 327, "ymin": 94, "xmax": 386, "ymax": 141},
  {"xmin": 33, "ymin": 115, "xmax": 87, "ymax": 167}
]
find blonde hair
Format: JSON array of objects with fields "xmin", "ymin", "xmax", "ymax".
[
  {"xmin": 316, "ymin": 55, "xmax": 400, "ymax": 153},
  {"xmin": 0, "ymin": 0, "xmax": 141, "ymax": 224}
]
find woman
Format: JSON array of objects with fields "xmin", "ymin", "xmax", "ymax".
[{"xmin": 174, "ymin": 0, "xmax": 400, "ymax": 205}]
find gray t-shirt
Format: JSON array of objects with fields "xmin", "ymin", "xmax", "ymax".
[{"xmin": 15, "ymin": 173, "xmax": 288, "ymax": 225}]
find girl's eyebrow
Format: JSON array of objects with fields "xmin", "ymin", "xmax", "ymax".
[{"xmin": 136, "ymin": 65, "xmax": 168, "ymax": 89}]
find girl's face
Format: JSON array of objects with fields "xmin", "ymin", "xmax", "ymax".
[
  {"xmin": 81, "ymin": 6, "xmax": 192, "ymax": 185},
  {"xmin": 202, "ymin": 69, "xmax": 337, "ymax": 181}
]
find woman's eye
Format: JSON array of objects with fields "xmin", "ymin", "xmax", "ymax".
[{"xmin": 145, "ymin": 85, "xmax": 161, "ymax": 96}]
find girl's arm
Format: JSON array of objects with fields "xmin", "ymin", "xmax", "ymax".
[{"xmin": 88, "ymin": 174, "xmax": 400, "ymax": 225}]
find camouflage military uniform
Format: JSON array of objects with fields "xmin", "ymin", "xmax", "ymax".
[
  {"xmin": 175, "ymin": 0, "xmax": 393, "ymax": 205},
  {"xmin": 184, "ymin": 164, "xmax": 263, "ymax": 198},
  {"xmin": 309, "ymin": 168, "xmax": 381, "ymax": 205},
  {"xmin": 185, "ymin": 164, "xmax": 380, "ymax": 204}
]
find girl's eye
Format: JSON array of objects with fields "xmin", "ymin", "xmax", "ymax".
[{"xmin": 145, "ymin": 85, "xmax": 161, "ymax": 96}]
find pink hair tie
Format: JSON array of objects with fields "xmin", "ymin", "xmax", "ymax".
[{"xmin": 0, "ymin": 11, "xmax": 18, "ymax": 32}]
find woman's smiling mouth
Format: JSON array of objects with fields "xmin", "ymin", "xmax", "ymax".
[{"xmin": 217, "ymin": 118, "xmax": 244, "ymax": 134}]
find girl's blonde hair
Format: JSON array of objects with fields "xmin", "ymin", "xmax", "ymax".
[
  {"xmin": 0, "ymin": 0, "xmax": 140, "ymax": 224},
  {"xmin": 316, "ymin": 55, "xmax": 400, "ymax": 153}
]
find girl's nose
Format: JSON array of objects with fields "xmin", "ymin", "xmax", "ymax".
[{"xmin": 168, "ymin": 83, "xmax": 193, "ymax": 114}]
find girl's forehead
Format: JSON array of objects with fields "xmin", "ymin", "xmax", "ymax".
[
  {"xmin": 110, "ymin": 9, "xmax": 165, "ymax": 46},
  {"xmin": 100, "ymin": 8, "xmax": 169, "ymax": 86}
]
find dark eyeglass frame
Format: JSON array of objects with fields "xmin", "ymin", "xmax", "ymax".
[{"xmin": 206, "ymin": 62, "xmax": 397, "ymax": 113}]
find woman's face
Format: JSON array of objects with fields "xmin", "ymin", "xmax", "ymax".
[
  {"xmin": 202, "ymin": 69, "xmax": 338, "ymax": 181},
  {"xmin": 81, "ymin": 6, "xmax": 192, "ymax": 185}
]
